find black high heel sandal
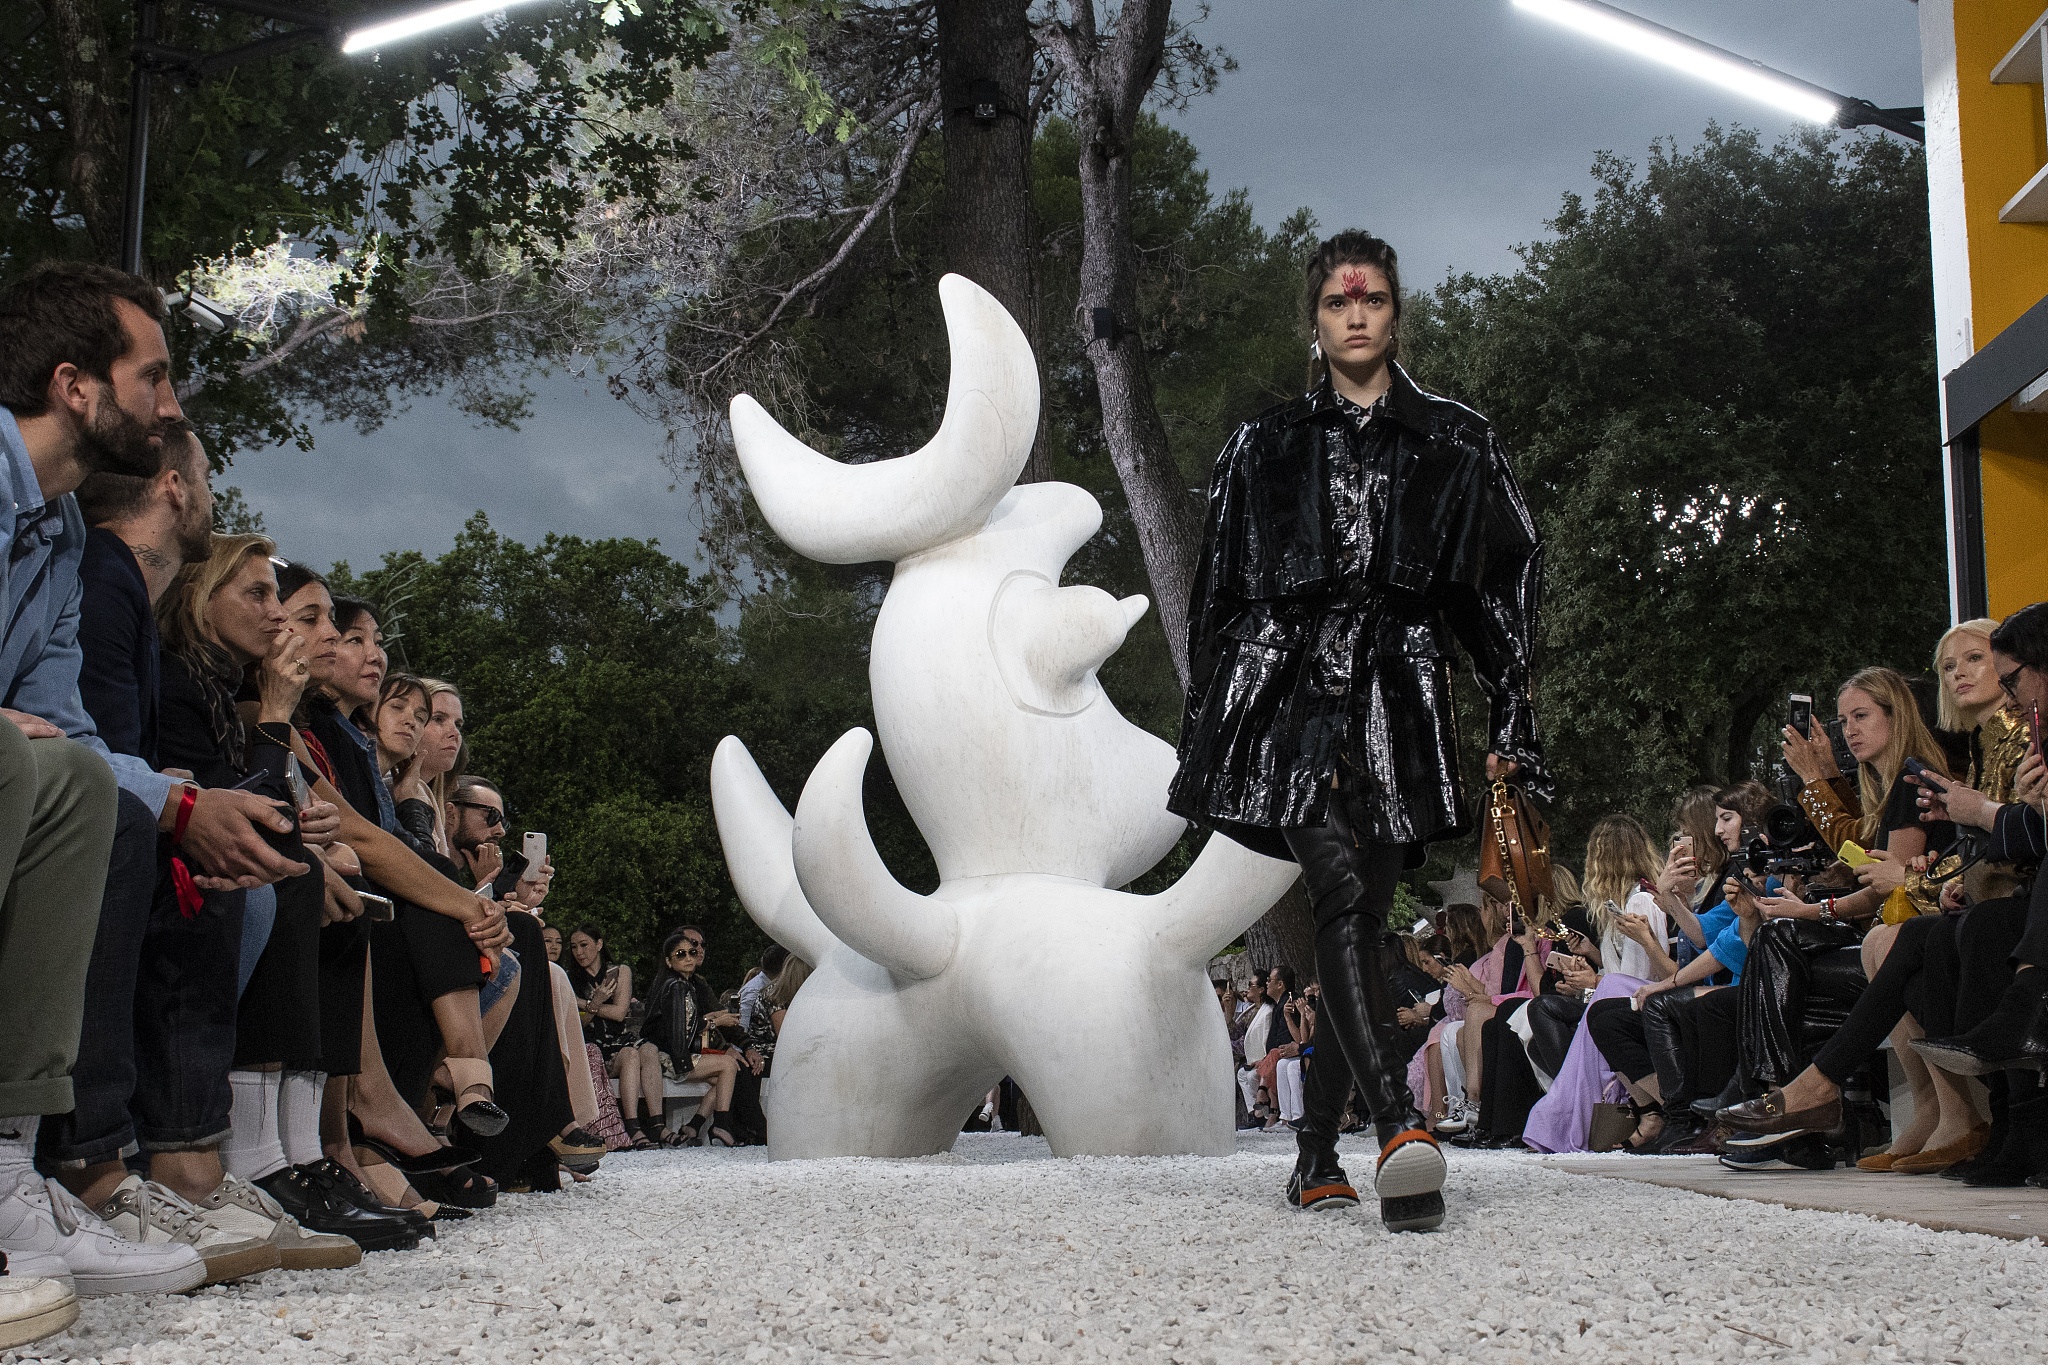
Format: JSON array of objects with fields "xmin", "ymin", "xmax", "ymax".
[{"xmin": 348, "ymin": 1117, "xmax": 481, "ymax": 1174}]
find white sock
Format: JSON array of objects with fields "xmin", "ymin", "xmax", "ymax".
[
  {"xmin": 223, "ymin": 1071, "xmax": 287, "ymax": 1182},
  {"xmin": 277, "ymin": 1071, "xmax": 327, "ymax": 1168},
  {"xmin": 0, "ymin": 1116, "xmax": 40, "ymax": 1195}
]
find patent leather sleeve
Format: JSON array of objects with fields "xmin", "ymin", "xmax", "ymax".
[
  {"xmin": 1179, "ymin": 424, "xmax": 1253, "ymax": 738},
  {"xmin": 1440, "ymin": 426, "xmax": 1550, "ymax": 799}
]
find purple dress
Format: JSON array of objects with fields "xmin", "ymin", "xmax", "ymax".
[{"xmin": 1521, "ymin": 973, "xmax": 1645, "ymax": 1154}]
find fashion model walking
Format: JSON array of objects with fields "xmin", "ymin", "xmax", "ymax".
[{"xmin": 1169, "ymin": 230, "xmax": 1550, "ymax": 1231}]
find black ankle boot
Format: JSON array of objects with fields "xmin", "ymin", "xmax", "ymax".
[
  {"xmin": 1916, "ymin": 970, "xmax": 2048, "ymax": 1076},
  {"xmin": 1286, "ymin": 1136, "xmax": 1357, "ymax": 1211},
  {"xmin": 1963, "ymin": 1091, "xmax": 2048, "ymax": 1187}
]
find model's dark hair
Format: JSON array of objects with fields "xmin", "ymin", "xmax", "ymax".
[
  {"xmin": 75, "ymin": 422, "xmax": 200, "ymax": 526},
  {"xmin": 1303, "ymin": 230, "xmax": 1404, "ymax": 375},
  {"xmin": 0, "ymin": 262, "xmax": 168, "ymax": 417},
  {"xmin": 1991, "ymin": 603, "xmax": 2048, "ymax": 674}
]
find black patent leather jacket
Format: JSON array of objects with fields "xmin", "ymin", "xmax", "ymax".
[{"xmin": 1167, "ymin": 364, "xmax": 1549, "ymax": 862}]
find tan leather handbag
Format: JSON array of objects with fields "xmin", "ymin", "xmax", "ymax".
[{"xmin": 1479, "ymin": 778, "xmax": 1556, "ymax": 930}]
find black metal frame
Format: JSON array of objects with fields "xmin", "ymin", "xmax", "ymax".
[
  {"xmin": 120, "ymin": 1, "xmax": 344, "ymax": 274},
  {"xmin": 1948, "ymin": 428, "xmax": 1989, "ymax": 620}
]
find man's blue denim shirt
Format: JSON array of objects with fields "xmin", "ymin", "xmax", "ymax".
[{"xmin": 2, "ymin": 407, "xmax": 176, "ymax": 815}]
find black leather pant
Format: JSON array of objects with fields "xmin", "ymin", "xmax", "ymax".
[
  {"xmin": 1738, "ymin": 919, "xmax": 1865, "ymax": 1086},
  {"xmin": 1284, "ymin": 811, "xmax": 1419, "ymax": 1150}
]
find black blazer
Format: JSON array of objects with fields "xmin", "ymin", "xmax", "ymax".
[{"xmin": 76, "ymin": 527, "xmax": 159, "ymax": 767}]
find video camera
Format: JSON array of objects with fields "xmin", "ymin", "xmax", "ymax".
[{"xmin": 1740, "ymin": 800, "xmax": 1835, "ymax": 880}]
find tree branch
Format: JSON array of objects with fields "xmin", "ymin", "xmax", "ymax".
[{"xmin": 685, "ymin": 93, "xmax": 942, "ymax": 386}]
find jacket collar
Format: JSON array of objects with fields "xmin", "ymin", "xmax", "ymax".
[{"xmin": 1284, "ymin": 362, "xmax": 1432, "ymax": 436}]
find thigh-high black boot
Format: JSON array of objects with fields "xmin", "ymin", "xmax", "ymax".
[{"xmin": 1284, "ymin": 818, "xmax": 1439, "ymax": 1227}]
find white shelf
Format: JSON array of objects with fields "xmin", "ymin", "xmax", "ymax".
[
  {"xmin": 1991, "ymin": 12, "xmax": 2046, "ymax": 85},
  {"xmin": 2001, "ymin": 160, "xmax": 2048, "ymax": 223}
]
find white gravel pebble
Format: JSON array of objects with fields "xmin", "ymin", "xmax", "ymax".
[{"xmin": 11, "ymin": 1131, "xmax": 2046, "ymax": 1364}]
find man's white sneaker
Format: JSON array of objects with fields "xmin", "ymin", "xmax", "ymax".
[
  {"xmin": 0, "ymin": 1178, "xmax": 205, "ymax": 1297},
  {"xmin": 0, "ymin": 1245, "xmax": 72, "ymax": 1293},
  {"xmin": 0, "ymin": 1270, "xmax": 77, "ymax": 1350},
  {"xmin": 197, "ymin": 1173, "xmax": 360, "ymax": 1272},
  {"xmin": 97, "ymin": 1176, "xmax": 277, "ymax": 1286}
]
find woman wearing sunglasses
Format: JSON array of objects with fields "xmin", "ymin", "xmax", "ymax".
[{"xmin": 641, "ymin": 928, "xmax": 743, "ymax": 1147}]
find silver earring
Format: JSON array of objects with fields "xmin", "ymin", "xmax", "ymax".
[{"xmin": 1309, "ymin": 336, "xmax": 1321, "ymax": 361}]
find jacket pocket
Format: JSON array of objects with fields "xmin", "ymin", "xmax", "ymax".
[{"xmin": 1221, "ymin": 607, "xmax": 1309, "ymax": 652}]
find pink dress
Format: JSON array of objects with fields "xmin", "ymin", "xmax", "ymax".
[{"xmin": 1406, "ymin": 934, "xmax": 1551, "ymax": 1116}]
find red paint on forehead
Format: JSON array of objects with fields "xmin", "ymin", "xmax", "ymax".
[{"xmin": 1339, "ymin": 268, "xmax": 1373, "ymax": 299}]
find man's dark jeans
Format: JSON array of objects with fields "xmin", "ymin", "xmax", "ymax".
[
  {"xmin": 37, "ymin": 791, "xmax": 155, "ymax": 1167},
  {"xmin": 37, "ymin": 795, "xmax": 244, "ymax": 1168}
]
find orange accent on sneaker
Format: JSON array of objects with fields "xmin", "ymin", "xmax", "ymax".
[
  {"xmin": 1300, "ymin": 1182, "xmax": 1358, "ymax": 1204},
  {"xmin": 1376, "ymin": 1129, "xmax": 1439, "ymax": 1167}
]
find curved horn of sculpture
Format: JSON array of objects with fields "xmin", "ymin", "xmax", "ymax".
[
  {"xmin": 709, "ymin": 736, "xmax": 843, "ymax": 970},
  {"xmin": 1146, "ymin": 831, "xmax": 1302, "ymax": 967},
  {"xmin": 728, "ymin": 274, "xmax": 1039, "ymax": 565},
  {"xmin": 793, "ymin": 728, "xmax": 961, "ymax": 980}
]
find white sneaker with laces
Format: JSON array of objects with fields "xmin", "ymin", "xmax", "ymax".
[
  {"xmin": 196, "ymin": 1173, "xmax": 360, "ymax": 1271},
  {"xmin": 1435, "ymin": 1096, "xmax": 1472, "ymax": 1135},
  {"xmin": 0, "ymin": 1269, "xmax": 77, "ymax": 1350},
  {"xmin": 96, "ymin": 1176, "xmax": 277, "ymax": 1286},
  {"xmin": 0, "ymin": 1178, "xmax": 205, "ymax": 1297}
]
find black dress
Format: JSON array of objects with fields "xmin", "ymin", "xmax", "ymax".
[
  {"xmin": 157, "ymin": 651, "xmax": 323, "ymax": 1070},
  {"xmin": 305, "ymin": 701, "xmax": 376, "ymax": 1077},
  {"xmin": 467, "ymin": 909, "xmax": 572, "ymax": 1190}
]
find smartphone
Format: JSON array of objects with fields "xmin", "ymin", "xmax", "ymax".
[
  {"xmin": 356, "ymin": 892, "xmax": 395, "ymax": 922},
  {"xmin": 1788, "ymin": 693, "xmax": 1814, "ymax": 740},
  {"xmin": 2031, "ymin": 701, "xmax": 2042, "ymax": 758},
  {"xmin": 520, "ymin": 831, "xmax": 548, "ymax": 881},
  {"xmin": 1673, "ymin": 833, "xmax": 1694, "ymax": 862},
  {"xmin": 285, "ymin": 754, "xmax": 312, "ymax": 813}
]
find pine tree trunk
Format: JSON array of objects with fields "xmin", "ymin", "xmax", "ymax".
[
  {"xmin": 937, "ymin": 0, "xmax": 1049, "ymax": 482},
  {"xmin": 1041, "ymin": 0, "xmax": 1315, "ymax": 962}
]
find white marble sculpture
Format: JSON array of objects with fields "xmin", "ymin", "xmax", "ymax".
[{"xmin": 710, "ymin": 275, "xmax": 1300, "ymax": 1159}]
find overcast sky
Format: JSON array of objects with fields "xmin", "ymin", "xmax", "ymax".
[{"xmin": 226, "ymin": 0, "xmax": 1925, "ymax": 573}]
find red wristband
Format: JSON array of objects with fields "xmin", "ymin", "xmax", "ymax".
[{"xmin": 172, "ymin": 786, "xmax": 197, "ymax": 845}]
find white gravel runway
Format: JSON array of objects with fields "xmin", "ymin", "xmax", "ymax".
[{"xmin": 12, "ymin": 1131, "xmax": 2047, "ymax": 1364}]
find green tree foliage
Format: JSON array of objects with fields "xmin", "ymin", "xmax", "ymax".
[
  {"xmin": 1403, "ymin": 128, "xmax": 1945, "ymax": 854},
  {"xmin": 328, "ymin": 514, "xmax": 925, "ymax": 987},
  {"xmin": 1, "ymin": 0, "xmax": 802, "ymax": 456}
]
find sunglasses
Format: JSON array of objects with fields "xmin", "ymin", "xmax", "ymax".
[
  {"xmin": 671, "ymin": 943, "xmax": 704, "ymax": 958},
  {"xmin": 452, "ymin": 800, "xmax": 505, "ymax": 827}
]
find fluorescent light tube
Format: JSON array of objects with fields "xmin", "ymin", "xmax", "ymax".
[
  {"xmin": 343, "ymin": 0, "xmax": 550, "ymax": 55},
  {"xmin": 1513, "ymin": 0, "xmax": 1843, "ymax": 125}
]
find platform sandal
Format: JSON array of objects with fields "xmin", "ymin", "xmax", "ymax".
[{"xmin": 438, "ymin": 1056, "xmax": 510, "ymax": 1139}]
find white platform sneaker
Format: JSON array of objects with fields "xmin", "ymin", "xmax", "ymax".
[
  {"xmin": 97, "ymin": 1176, "xmax": 278, "ymax": 1286},
  {"xmin": 0, "ymin": 1261, "xmax": 77, "ymax": 1351},
  {"xmin": 196, "ymin": 1173, "xmax": 360, "ymax": 1272},
  {"xmin": 0, "ymin": 1177, "xmax": 206, "ymax": 1296}
]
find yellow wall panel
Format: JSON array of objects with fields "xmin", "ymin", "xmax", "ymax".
[
  {"xmin": 1957, "ymin": 3, "xmax": 2048, "ymax": 611},
  {"xmin": 1980, "ymin": 411, "xmax": 2048, "ymax": 616}
]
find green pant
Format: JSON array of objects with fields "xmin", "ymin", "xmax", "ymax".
[{"xmin": 0, "ymin": 723, "xmax": 116, "ymax": 1116}]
